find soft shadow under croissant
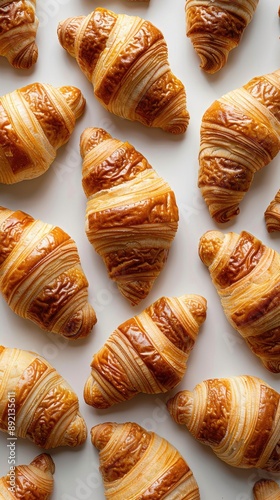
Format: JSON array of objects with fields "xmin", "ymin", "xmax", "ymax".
[
  {"xmin": 57, "ymin": 8, "xmax": 189, "ymax": 134},
  {"xmin": 0, "ymin": 453, "xmax": 55, "ymax": 499}
]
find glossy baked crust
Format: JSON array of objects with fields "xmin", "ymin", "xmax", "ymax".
[
  {"xmin": 57, "ymin": 8, "xmax": 189, "ymax": 134},
  {"xmin": 185, "ymin": 0, "xmax": 259, "ymax": 74},
  {"xmin": 167, "ymin": 375, "xmax": 280, "ymax": 472},
  {"xmin": 0, "ymin": 82, "xmax": 85, "ymax": 184},
  {"xmin": 198, "ymin": 69, "xmax": 280, "ymax": 222},
  {"xmin": 0, "ymin": 0, "xmax": 39, "ymax": 68},
  {"xmin": 84, "ymin": 294, "xmax": 207, "ymax": 408},
  {"xmin": 0, "ymin": 206, "xmax": 97, "ymax": 339},
  {"xmin": 253, "ymin": 479, "xmax": 280, "ymax": 500},
  {"xmin": 91, "ymin": 422, "xmax": 200, "ymax": 499},
  {"xmin": 80, "ymin": 127, "xmax": 179, "ymax": 305},
  {"xmin": 0, "ymin": 454, "xmax": 55, "ymax": 499},
  {"xmin": 0, "ymin": 346, "xmax": 87, "ymax": 448},
  {"xmin": 199, "ymin": 229, "xmax": 280, "ymax": 372},
  {"xmin": 265, "ymin": 189, "xmax": 280, "ymax": 232}
]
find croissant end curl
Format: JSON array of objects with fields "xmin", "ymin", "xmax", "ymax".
[{"xmin": 57, "ymin": 8, "xmax": 189, "ymax": 134}]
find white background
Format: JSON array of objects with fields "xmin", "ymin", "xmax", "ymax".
[{"xmin": 0, "ymin": 1, "xmax": 280, "ymax": 499}]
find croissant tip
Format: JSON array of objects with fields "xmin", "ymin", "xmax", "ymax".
[
  {"xmin": 91, "ymin": 422, "xmax": 117, "ymax": 450},
  {"xmin": 31, "ymin": 453, "xmax": 55, "ymax": 474},
  {"xmin": 11, "ymin": 42, "xmax": 38, "ymax": 69},
  {"xmin": 196, "ymin": 49, "xmax": 226, "ymax": 75},
  {"xmin": 198, "ymin": 230, "xmax": 224, "ymax": 267},
  {"xmin": 58, "ymin": 86, "xmax": 86, "ymax": 119},
  {"xmin": 166, "ymin": 391, "xmax": 192, "ymax": 425},
  {"xmin": 84, "ymin": 379, "xmax": 112, "ymax": 409},
  {"xmin": 57, "ymin": 16, "xmax": 84, "ymax": 57},
  {"xmin": 253, "ymin": 479, "xmax": 280, "ymax": 499}
]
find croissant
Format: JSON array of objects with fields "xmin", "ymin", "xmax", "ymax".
[
  {"xmin": 198, "ymin": 69, "xmax": 280, "ymax": 222},
  {"xmin": 84, "ymin": 294, "xmax": 207, "ymax": 409},
  {"xmin": 0, "ymin": 0, "xmax": 39, "ymax": 69},
  {"xmin": 265, "ymin": 189, "xmax": 280, "ymax": 232},
  {"xmin": 0, "ymin": 453, "xmax": 55, "ymax": 499},
  {"xmin": 80, "ymin": 127, "xmax": 179, "ymax": 305},
  {"xmin": 91, "ymin": 421, "xmax": 200, "ymax": 499},
  {"xmin": 0, "ymin": 82, "xmax": 85, "ymax": 184},
  {"xmin": 0, "ymin": 206, "xmax": 97, "ymax": 339},
  {"xmin": 185, "ymin": 0, "xmax": 259, "ymax": 74},
  {"xmin": 57, "ymin": 8, "xmax": 189, "ymax": 134},
  {"xmin": 198, "ymin": 229, "xmax": 280, "ymax": 372},
  {"xmin": 253, "ymin": 479, "xmax": 280, "ymax": 500},
  {"xmin": 167, "ymin": 375, "xmax": 280, "ymax": 472},
  {"xmin": 0, "ymin": 345, "xmax": 87, "ymax": 448}
]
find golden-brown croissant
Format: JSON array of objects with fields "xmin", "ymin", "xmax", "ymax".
[
  {"xmin": 0, "ymin": 206, "xmax": 97, "ymax": 339},
  {"xmin": 57, "ymin": 8, "xmax": 189, "ymax": 134},
  {"xmin": 185, "ymin": 0, "xmax": 259, "ymax": 74},
  {"xmin": 253, "ymin": 479, "xmax": 280, "ymax": 500},
  {"xmin": 0, "ymin": 345, "xmax": 87, "ymax": 448},
  {"xmin": 0, "ymin": 0, "xmax": 39, "ymax": 69},
  {"xmin": 265, "ymin": 189, "xmax": 280, "ymax": 232},
  {"xmin": 198, "ymin": 229, "xmax": 280, "ymax": 372},
  {"xmin": 0, "ymin": 453, "xmax": 55, "ymax": 499},
  {"xmin": 80, "ymin": 127, "xmax": 179, "ymax": 306},
  {"xmin": 0, "ymin": 82, "xmax": 85, "ymax": 184},
  {"xmin": 198, "ymin": 69, "xmax": 280, "ymax": 222},
  {"xmin": 84, "ymin": 294, "xmax": 207, "ymax": 409},
  {"xmin": 91, "ymin": 421, "xmax": 200, "ymax": 499},
  {"xmin": 167, "ymin": 375, "xmax": 280, "ymax": 472}
]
